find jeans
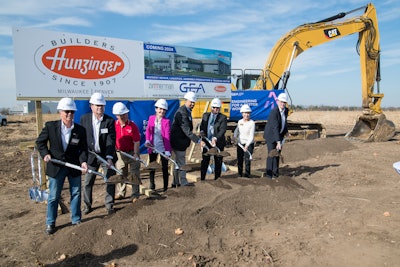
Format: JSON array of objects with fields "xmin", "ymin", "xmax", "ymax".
[{"xmin": 46, "ymin": 167, "xmax": 81, "ymax": 225}]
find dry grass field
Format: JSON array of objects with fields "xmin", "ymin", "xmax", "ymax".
[{"xmin": 0, "ymin": 110, "xmax": 399, "ymax": 267}]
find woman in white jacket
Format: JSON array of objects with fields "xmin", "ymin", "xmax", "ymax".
[{"xmin": 233, "ymin": 104, "xmax": 255, "ymax": 177}]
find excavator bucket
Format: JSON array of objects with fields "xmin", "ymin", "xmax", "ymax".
[{"xmin": 345, "ymin": 113, "xmax": 395, "ymax": 142}]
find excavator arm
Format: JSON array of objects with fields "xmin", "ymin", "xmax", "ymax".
[{"xmin": 254, "ymin": 3, "xmax": 394, "ymax": 142}]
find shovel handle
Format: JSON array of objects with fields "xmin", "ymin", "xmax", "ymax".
[
  {"xmin": 117, "ymin": 150, "xmax": 148, "ymax": 167},
  {"xmin": 50, "ymin": 158, "xmax": 107, "ymax": 181},
  {"xmin": 89, "ymin": 151, "xmax": 123, "ymax": 175},
  {"xmin": 146, "ymin": 146, "xmax": 179, "ymax": 169},
  {"xmin": 237, "ymin": 143, "xmax": 253, "ymax": 160}
]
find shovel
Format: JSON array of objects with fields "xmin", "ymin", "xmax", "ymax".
[
  {"xmin": 117, "ymin": 150, "xmax": 163, "ymax": 171},
  {"xmin": 268, "ymin": 138, "xmax": 285, "ymax": 163},
  {"xmin": 50, "ymin": 158, "xmax": 109, "ymax": 182},
  {"xmin": 29, "ymin": 149, "xmax": 48, "ymax": 202},
  {"xmin": 89, "ymin": 150, "xmax": 123, "ymax": 175},
  {"xmin": 200, "ymin": 132, "xmax": 230, "ymax": 157},
  {"xmin": 237, "ymin": 143, "xmax": 253, "ymax": 160},
  {"xmin": 146, "ymin": 145, "xmax": 192, "ymax": 171}
]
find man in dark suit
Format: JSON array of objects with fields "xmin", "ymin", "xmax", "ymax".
[
  {"xmin": 170, "ymin": 91, "xmax": 200, "ymax": 187},
  {"xmin": 80, "ymin": 93, "xmax": 117, "ymax": 215},
  {"xmin": 199, "ymin": 98, "xmax": 227, "ymax": 180},
  {"xmin": 263, "ymin": 93, "xmax": 289, "ymax": 178},
  {"xmin": 36, "ymin": 97, "xmax": 88, "ymax": 235}
]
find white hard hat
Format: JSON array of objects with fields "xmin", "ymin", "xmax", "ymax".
[
  {"xmin": 112, "ymin": 102, "xmax": 129, "ymax": 115},
  {"xmin": 240, "ymin": 104, "xmax": 252, "ymax": 113},
  {"xmin": 57, "ymin": 97, "xmax": 77, "ymax": 111},
  {"xmin": 184, "ymin": 91, "xmax": 197, "ymax": 102},
  {"xmin": 155, "ymin": 99, "xmax": 168, "ymax": 110},
  {"xmin": 277, "ymin": 93, "xmax": 288, "ymax": 103},
  {"xmin": 211, "ymin": 98, "xmax": 222, "ymax": 108},
  {"xmin": 89, "ymin": 92, "xmax": 106, "ymax": 105}
]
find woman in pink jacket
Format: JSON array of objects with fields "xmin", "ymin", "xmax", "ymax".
[{"xmin": 145, "ymin": 99, "xmax": 172, "ymax": 192}]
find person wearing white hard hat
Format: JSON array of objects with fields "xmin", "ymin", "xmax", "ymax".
[
  {"xmin": 36, "ymin": 97, "xmax": 88, "ymax": 234},
  {"xmin": 263, "ymin": 92, "xmax": 289, "ymax": 179},
  {"xmin": 233, "ymin": 104, "xmax": 255, "ymax": 177},
  {"xmin": 80, "ymin": 93, "xmax": 117, "ymax": 215},
  {"xmin": 112, "ymin": 102, "xmax": 142, "ymax": 202},
  {"xmin": 170, "ymin": 92, "xmax": 200, "ymax": 187},
  {"xmin": 144, "ymin": 99, "xmax": 172, "ymax": 192},
  {"xmin": 199, "ymin": 98, "xmax": 228, "ymax": 180}
]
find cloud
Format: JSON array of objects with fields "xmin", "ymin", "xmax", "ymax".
[
  {"xmin": 33, "ymin": 17, "xmax": 92, "ymax": 28},
  {"xmin": 103, "ymin": 0, "xmax": 219, "ymax": 16}
]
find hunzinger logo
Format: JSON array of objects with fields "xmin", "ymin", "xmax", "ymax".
[{"xmin": 42, "ymin": 45, "xmax": 125, "ymax": 79}]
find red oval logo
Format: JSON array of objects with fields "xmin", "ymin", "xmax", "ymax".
[
  {"xmin": 214, "ymin": 85, "xmax": 227, "ymax": 92},
  {"xmin": 42, "ymin": 46, "xmax": 125, "ymax": 79}
]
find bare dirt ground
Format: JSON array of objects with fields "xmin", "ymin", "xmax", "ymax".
[{"xmin": 1, "ymin": 111, "xmax": 400, "ymax": 267}]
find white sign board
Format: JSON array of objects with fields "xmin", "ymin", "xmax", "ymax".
[{"xmin": 12, "ymin": 27, "xmax": 231, "ymax": 100}]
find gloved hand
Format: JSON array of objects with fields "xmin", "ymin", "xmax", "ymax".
[{"xmin": 164, "ymin": 151, "xmax": 171, "ymax": 157}]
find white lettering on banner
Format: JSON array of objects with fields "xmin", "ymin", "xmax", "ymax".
[
  {"xmin": 58, "ymin": 89, "xmax": 89, "ymax": 94},
  {"xmin": 149, "ymin": 83, "xmax": 174, "ymax": 90},
  {"xmin": 45, "ymin": 48, "xmax": 122, "ymax": 76}
]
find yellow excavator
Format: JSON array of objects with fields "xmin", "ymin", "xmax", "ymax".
[{"xmin": 231, "ymin": 2, "xmax": 395, "ymax": 142}]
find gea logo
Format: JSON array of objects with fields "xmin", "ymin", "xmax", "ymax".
[{"xmin": 42, "ymin": 46, "xmax": 124, "ymax": 79}]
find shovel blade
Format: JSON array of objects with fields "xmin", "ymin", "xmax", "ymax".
[
  {"xmin": 179, "ymin": 165, "xmax": 192, "ymax": 171},
  {"xmin": 29, "ymin": 187, "xmax": 48, "ymax": 202}
]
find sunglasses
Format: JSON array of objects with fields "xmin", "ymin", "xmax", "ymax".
[
  {"xmin": 212, "ymin": 107, "xmax": 220, "ymax": 109},
  {"xmin": 63, "ymin": 110, "xmax": 75, "ymax": 114}
]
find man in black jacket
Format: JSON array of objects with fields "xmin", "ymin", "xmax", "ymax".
[
  {"xmin": 36, "ymin": 98, "xmax": 88, "ymax": 235},
  {"xmin": 170, "ymin": 91, "xmax": 200, "ymax": 187},
  {"xmin": 199, "ymin": 98, "xmax": 227, "ymax": 180},
  {"xmin": 80, "ymin": 93, "xmax": 117, "ymax": 215},
  {"xmin": 263, "ymin": 93, "xmax": 289, "ymax": 178}
]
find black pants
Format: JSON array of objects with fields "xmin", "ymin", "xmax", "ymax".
[
  {"xmin": 200, "ymin": 147, "xmax": 224, "ymax": 180},
  {"xmin": 149, "ymin": 153, "xmax": 169, "ymax": 190},
  {"xmin": 266, "ymin": 141, "xmax": 280, "ymax": 178},
  {"xmin": 237, "ymin": 143, "xmax": 254, "ymax": 177}
]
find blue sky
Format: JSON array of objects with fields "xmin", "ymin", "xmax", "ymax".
[{"xmin": 1, "ymin": 0, "xmax": 400, "ymax": 109}]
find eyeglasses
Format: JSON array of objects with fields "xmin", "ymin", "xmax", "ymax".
[
  {"xmin": 63, "ymin": 110, "xmax": 75, "ymax": 114},
  {"xmin": 212, "ymin": 107, "xmax": 220, "ymax": 109}
]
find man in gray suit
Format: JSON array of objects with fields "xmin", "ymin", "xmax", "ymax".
[{"xmin": 80, "ymin": 93, "xmax": 117, "ymax": 215}]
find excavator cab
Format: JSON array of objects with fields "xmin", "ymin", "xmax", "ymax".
[{"xmin": 346, "ymin": 113, "xmax": 395, "ymax": 142}]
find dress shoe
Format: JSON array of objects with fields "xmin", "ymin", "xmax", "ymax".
[
  {"xmin": 45, "ymin": 225, "xmax": 55, "ymax": 235},
  {"xmin": 171, "ymin": 184, "xmax": 180, "ymax": 188},
  {"xmin": 83, "ymin": 207, "xmax": 92, "ymax": 215},
  {"xmin": 184, "ymin": 183, "xmax": 195, "ymax": 186},
  {"xmin": 107, "ymin": 208, "xmax": 116, "ymax": 215}
]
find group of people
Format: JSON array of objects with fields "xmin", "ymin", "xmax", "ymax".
[{"xmin": 35, "ymin": 91, "xmax": 289, "ymax": 235}]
